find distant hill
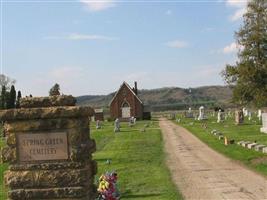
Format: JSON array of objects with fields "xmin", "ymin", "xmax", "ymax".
[{"xmin": 76, "ymin": 85, "xmax": 233, "ymax": 111}]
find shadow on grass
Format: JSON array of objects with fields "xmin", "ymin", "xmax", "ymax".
[
  {"xmin": 122, "ymin": 193, "xmax": 161, "ymax": 199},
  {"xmin": 94, "ymin": 158, "xmax": 111, "ymax": 162}
]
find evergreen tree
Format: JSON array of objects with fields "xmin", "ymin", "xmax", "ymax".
[
  {"xmin": 5, "ymin": 91, "xmax": 11, "ymax": 109},
  {"xmin": 16, "ymin": 90, "xmax": 22, "ymax": 108},
  {"xmin": 49, "ymin": 83, "xmax": 60, "ymax": 96},
  {"xmin": 222, "ymin": 0, "xmax": 267, "ymax": 107},
  {"xmin": 8, "ymin": 85, "xmax": 16, "ymax": 109},
  {"xmin": 1, "ymin": 85, "xmax": 6, "ymax": 109}
]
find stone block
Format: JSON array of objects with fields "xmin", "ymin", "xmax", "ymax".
[
  {"xmin": 1, "ymin": 147, "xmax": 17, "ymax": 163},
  {"xmin": 262, "ymin": 147, "xmax": 267, "ymax": 154},
  {"xmin": 5, "ymin": 167, "xmax": 94, "ymax": 189},
  {"xmin": 260, "ymin": 127, "xmax": 267, "ymax": 134},
  {"xmin": 242, "ymin": 141, "xmax": 251, "ymax": 147},
  {"xmin": 237, "ymin": 141, "xmax": 244, "ymax": 145},
  {"xmin": 8, "ymin": 186, "xmax": 96, "ymax": 200},
  {"xmin": 0, "ymin": 106, "xmax": 94, "ymax": 121},
  {"xmin": 20, "ymin": 95, "xmax": 76, "ymax": 108},
  {"xmin": 247, "ymin": 143, "xmax": 257, "ymax": 149},
  {"xmin": 5, "ymin": 118, "xmax": 89, "ymax": 132},
  {"xmin": 254, "ymin": 144, "xmax": 266, "ymax": 151}
]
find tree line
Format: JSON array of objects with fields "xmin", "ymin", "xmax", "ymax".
[{"xmin": 0, "ymin": 85, "xmax": 21, "ymax": 109}]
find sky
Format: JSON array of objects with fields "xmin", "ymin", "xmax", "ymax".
[{"xmin": 1, "ymin": 0, "xmax": 248, "ymax": 96}]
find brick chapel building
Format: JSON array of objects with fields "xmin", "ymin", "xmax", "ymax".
[{"xmin": 109, "ymin": 81, "xmax": 144, "ymax": 120}]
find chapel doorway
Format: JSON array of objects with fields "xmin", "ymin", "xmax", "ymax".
[{"xmin": 121, "ymin": 102, "xmax": 131, "ymax": 118}]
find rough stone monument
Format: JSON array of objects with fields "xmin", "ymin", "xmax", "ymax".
[
  {"xmin": 1, "ymin": 95, "xmax": 97, "ymax": 200},
  {"xmin": 260, "ymin": 113, "xmax": 267, "ymax": 134},
  {"xmin": 235, "ymin": 109, "xmax": 244, "ymax": 125}
]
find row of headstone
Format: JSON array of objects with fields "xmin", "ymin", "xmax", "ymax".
[{"xmin": 237, "ymin": 141, "xmax": 267, "ymax": 154}]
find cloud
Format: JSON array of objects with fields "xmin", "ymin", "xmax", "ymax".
[
  {"xmin": 223, "ymin": 42, "xmax": 238, "ymax": 54},
  {"xmin": 67, "ymin": 33, "xmax": 118, "ymax": 41},
  {"xmin": 165, "ymin": 10, "xmax": 172, "ymax": 15},
  {"xmin": 226, "ymin": 0, "xmax": 247, "ymax": 8},
  {"xmin": 225, "ymin": 0, "xmax": 248, "ymax": 21},
  {"xmin": 165, "ymin": 40, "xmax": 188, "ymax": 48},
  {"xmin": 230, "ymin": 7, "xmax": 246, "ymax": 21},
  {"xmin": 80, "ymin": 0, "xmax": 115, "ymax": 12},
  {"xmin": 50, "ymin": 67, "xmax": 84, "ymax": 80},
  {"xmin": 44, "ymin": 33, "xmax": 118, "ymax": 41}
]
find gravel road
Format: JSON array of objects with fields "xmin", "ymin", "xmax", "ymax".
[{"xmin": 159, "ymin": 119, "xmax": 267, "ymax": 200}]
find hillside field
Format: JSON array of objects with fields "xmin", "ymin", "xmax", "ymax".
[{"xmin": 77, "ymin": 85, "xmax": 233, "ymax": 111}]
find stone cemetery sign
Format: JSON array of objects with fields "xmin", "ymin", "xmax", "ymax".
[
  {"xmin": 0, "ymin": 95, "xmax": 97, "ymax": 200},
  {"xmin": 17, "ymin": 132, "xmax": 68, "ymax": 162},
  {"xmin": 260, "ymin": 113, "xmax": 267, "ymax": 133}
]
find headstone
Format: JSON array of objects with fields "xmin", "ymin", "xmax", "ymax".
[
  {"xmin": 254, "ymin": 144, "xmax": 266, "ymax": 152},
  {"xmin": 170, "ymin": 113, "xmax": 175, "ymax": 120},
  {"xmin": 262, "ymin": 147, "xmax": 267, "ymax": 154},
  {"xmin": 243, "ymin": 107, "xmax": 248, "ymax": 117},
  {"xmin": 217, "ymin": 110, "xmax": 222, "ymax": 123},
  {"xmin": 198, "ymin": 106, "xmax": 207, "ymax": 120},
  {"xmin": 0, "ymin": 95, "xmax": 97, "ymax": 200},
  {"xmin": 224, "ymin": 137, "xmax": 228, "ymax": 146},
  {"xmin": 258, "ymin": 109, "xmax": 262, "ymax": 121},
  {"xmin": 248, "ymin": 111, "xmax": 252, "ymax": 121},
  {"xmin": 96, "ymin": 120, "xmax": 101, "ymax": 129},
  {"xmin": 185, "ymin": 107, "xmax": 194, "ymax": 118},
  {"xmin": 235, "ymin": 109, "xmax": 244, "ymax": 125},
  {"xmin": 247, "ymin": 142, "xmax": 257, "ymax": 149},
  {"xmin": 260, "ymin": 113, "xmax": 267, "ymax": 133},
  {"xmin": 114, "ymin": 118, "xmax": 120, "ymax": 132},
  {"xmin": 242, "ymin": 141, "xmax": 251, "ymax": 147}
]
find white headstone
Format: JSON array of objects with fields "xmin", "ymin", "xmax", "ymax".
[
  {"xmin": 114, "ymin": 118, "xmax": 120, "ymax": 132},
  {"xmin": 96, "ymin": 120, "xmax": 101, "ymax": 129},
  {"xmin": 198, "ymin": 106, "xmax": 205, "ymax": 120},
  {"xmin": 243, "ymin": 108, "xmax": 248, "ymax": 117},
  {"xmin": 258, "ymin": 109, "xmax": 262, "ymax": 121},
  {"xmin": 260, "ymin": 113, "xmax": 267, "ymax": 134},
  {"xmin": 248, "ymin": 111, "xmax": 252, "ymax": 121},
  {"xmin": 217, "ymin": 110, "xmax": 222, "ymax": 123}
]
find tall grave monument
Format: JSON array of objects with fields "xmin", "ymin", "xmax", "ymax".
[
  {"xmin": 260, "ymin": 113, "xmax": 267, "ymax": 134},
  {"xmin": 235, "ymin": 109, "xmax": 244, "ymax": 125},
  {"xmin": 1, "ymin": 95, "xmax": 97, "ymax": 199}
]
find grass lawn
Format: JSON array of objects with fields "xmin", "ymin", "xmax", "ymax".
[
  {"xmin": 174, "ymin": 113, "xmax": 267, "ymax": 177},
  {"xmin": 91, "ymin": 120, "xmax": 183, "ymax": 200},
  {"xmin": 0, "ymin": 139, "xmax": 8, "ymax": 200}
]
